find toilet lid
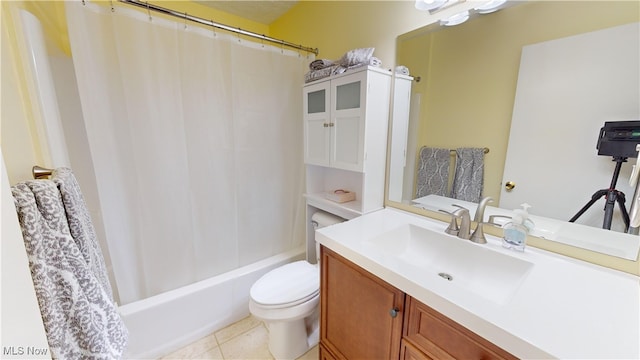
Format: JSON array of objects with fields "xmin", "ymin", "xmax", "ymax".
[{"xmin": 250, "ymin": 260, "xmax": 319, "ymax": 306}]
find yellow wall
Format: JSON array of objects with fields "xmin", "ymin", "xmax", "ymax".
[
  {"xmin": 270, "ymin": 0, "xmax": 456, "ymax": 65},
  {"xmin": 397, "ymin": 1, "xmax": 640, "ymax": 202}
]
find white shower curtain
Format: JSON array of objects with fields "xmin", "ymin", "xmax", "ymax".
[{"xmin": 65, "ymin": 2, "xmax": 309, "ymax": 304}]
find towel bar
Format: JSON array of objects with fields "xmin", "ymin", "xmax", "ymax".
[
  {"xmin": 32, "ymin": 165, "xmax": 53, "ymax": 179},
  {"xmin": 450, "ymin": 148, "xmax": 489, "ymax": 155}
]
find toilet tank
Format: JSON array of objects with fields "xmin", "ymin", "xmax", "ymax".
[{"xmin": 310, "ymin": 211, "xmax": 345, "ymax": 263}]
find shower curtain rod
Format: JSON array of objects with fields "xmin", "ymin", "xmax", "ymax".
[{"xmin": 116, "ymin": 0, "xmax": 319, "ymax": 55}]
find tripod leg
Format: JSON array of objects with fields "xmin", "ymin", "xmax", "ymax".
[
  {"xmin": 615, "ymin": 191, "xmax": 630, "ymax": 231},
  {"xmin": 569, "ymin": 189, "xmax": 608, "ymax": 223},
  {"xmin": 602, "ymin": 190, "xmax": 617, "ymax": 230}
]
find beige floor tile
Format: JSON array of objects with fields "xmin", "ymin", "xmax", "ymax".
[
  {"xmin": 193, "ymin": 345, "xmax": 224, "ymax": 359},
  {"xmin": 160, "ymin": 333, "xmax": 218, "ymax": 359},
  {"xmin": 296, "ymin": 345, "xmax": 318, "ymax": 360},
  {"xmin": 218, "ymin": 324, "xmax": 274, "ymax": 360},
  {"xmin": 215, "ymin": 315, "xmax": 264, "ymax": 344}
]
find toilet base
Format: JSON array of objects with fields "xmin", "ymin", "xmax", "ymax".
[
  {"xmin": 267, "ymin": 320, "xmax": 310, "ymax": 359},
  {"xmin": 262, "ymin": 307, "xmax": 319, "ymax": 359}
]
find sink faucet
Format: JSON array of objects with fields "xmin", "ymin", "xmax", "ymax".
[
  {"xmin": 474, "ymin": 196, "xmax": 494, "ymax": 223},
  {"xmin": 451, "ymin": 207, "xmax": 471, "ymax": 240}
]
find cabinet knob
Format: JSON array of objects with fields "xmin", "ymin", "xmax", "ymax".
[
  {"xmin": 389, "ymin": 307, "xmax": 400, "ymax": 318},
  {"xmin": 323, "ymin": 123, "xmax": 329, "ymax": 128}
]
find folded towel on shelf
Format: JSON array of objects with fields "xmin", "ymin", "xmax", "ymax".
[
  {"xmin": 336, "ymin": 47, "xmax": 375, "ymax": 67},
  {"xmin": 450, "ymin": 147, "xmax": 485, "ymax": 202},
  {"xmin": 305, "ymin": 66, "xmax": 336, "ymax": 83},
  {"xmin": 12, "ymin": 176, "xmax": 128, "ymax": 359},
  {"xmin": 395, "ymin": 65, "xmax": 410, "ymax": 75},
  {"xmin": 332, "ymin": 65, "xmax": 348, "ymax": 75},
  {"xmin": 304, "ymin": 48, "xmax": 378, "ymax": 83},
  {"xmin": 415, "ymin": 147, "xmax": 451, "ymax": 198},
  {"xmin": 309, "ymin": 59, "xmax": 334, "ymax": 70}
]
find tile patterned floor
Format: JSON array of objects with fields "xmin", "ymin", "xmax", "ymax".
[{"xmin": 160, "ymin": 315, "xmax": 318, "ymax": 360}]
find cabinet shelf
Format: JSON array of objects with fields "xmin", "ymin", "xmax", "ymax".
[{"xmin": 304, "ymin": 192, "xmax": 369, "ymax": 220}]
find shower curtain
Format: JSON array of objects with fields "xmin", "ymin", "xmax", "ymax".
[{"xmin": 65, "ymin": 2, "xmax": 309, "ymax": 304}]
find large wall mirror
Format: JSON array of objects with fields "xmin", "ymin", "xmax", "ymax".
[{"xmin": 387, "ymin": 1, "xmax": 640, "ymax": 269}]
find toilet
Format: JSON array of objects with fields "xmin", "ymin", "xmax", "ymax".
[{"xmin": 249, "ymin": 211, "xmax": 344, "ymax": 359}]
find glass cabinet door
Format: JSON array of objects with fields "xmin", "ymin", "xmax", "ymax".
[
  {"xmin": 303, "ymin": 81, "xmax": 331, "ymax": 167},
  {"xmin": 307, "ymin": 89, "xmax": 326, "ymax": 114},
  {"xmin": 335, "ymin": 81, "xmax": 361, "ymax": 110},
  {"xmin": 331, "ymin": 74, "xmax": 366, "ymax": 172}
]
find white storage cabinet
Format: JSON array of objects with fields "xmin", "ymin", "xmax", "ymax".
[{"xmin": 303, "ymin": 66, "xmax": 391, "ymax": 262}]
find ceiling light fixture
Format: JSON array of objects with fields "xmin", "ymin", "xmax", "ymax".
[
  {"xmin": 474, "ymin": 0, "xmax": 507, "ymax": 14},
  {"xmin": 440, "ymin": 10, "xmax": 470, "ymax": 26},
  {"xmin": 414, "ymin": 0, "xmax": 448, "ymax": 12}
]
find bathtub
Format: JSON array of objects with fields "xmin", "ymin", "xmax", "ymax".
[{"xmin": 119, "ymin": 246, "xmax": 305, "ymax": 359}]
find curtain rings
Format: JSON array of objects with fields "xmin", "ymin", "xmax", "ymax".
[
  {"xmin": 184, "ymin": 12, "xmax": 188, "ymax": 30},
  {"xmin": 110, "ymin": 0, "xmax": 115, "ymax": 12},
  {"xmin": 146, "ymin": 1, "xmax": 152, "ymax": 21},
  {"xmin": 211, "ymin": 20, "xmax": 217, "ymax": 37}
]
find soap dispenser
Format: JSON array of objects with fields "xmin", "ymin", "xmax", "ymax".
[{"xmin": 502, "ymin": 203, "xmax": 533, "ymax": 251}]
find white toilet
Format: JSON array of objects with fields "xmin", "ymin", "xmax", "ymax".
[{"xmin": 249, "ymin": 211, "xmax": 344, "ymax": 359}]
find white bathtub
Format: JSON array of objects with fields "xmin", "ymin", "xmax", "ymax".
[{"xmin": 119, "ymin": 246, "xmax": 305, "ymax": 359}]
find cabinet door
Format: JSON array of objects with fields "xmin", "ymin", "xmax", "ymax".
[
  {"xmin": 321, "ymin": 246, "xmax": 404, "ymax": 360},
  {"xmin": 330, "ymin": 74, "xmax": 366, "ymax": 172},
  {"xmin": 320, "ymin": 343, "xmax": 338, "ymax": 360},
  {"xmin": 304, "ymin": 80, "xmax": 331, "ymax": 166},
  {"xmin": 401, "ymin": 339, "xmax": 435, "ymax": 360},
  {"xmin": 404, "ymin": 297, "xmax": 517, "ymax": 360}
]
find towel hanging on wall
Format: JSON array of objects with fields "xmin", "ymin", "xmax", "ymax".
[
  {"xmin": 11, "ymin": 169, "xmax": 128, "ymax": 359},
  {"xmin": 450, "ymin": 147, "xmax": 485, "ymax": 202},
  {"xmin": 52, "ymin": 167, "xmax": 114, "ymax": 301},
  {"xmin": 415, "ymin": 147, "xmax": 451, "ymax": 198}
]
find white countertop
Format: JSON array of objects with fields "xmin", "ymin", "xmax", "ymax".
[{"xmin": 316, "ymin": 207, "xmax": 640, "ymax": 359}]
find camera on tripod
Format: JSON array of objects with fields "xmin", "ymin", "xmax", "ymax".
[
  {"xmin": 597, "ymin": 120, "xmax": 640, "ymax": 159},
  {"xmin": 570, "ymin": 120, "xmax": 640, "ymax": 230}
]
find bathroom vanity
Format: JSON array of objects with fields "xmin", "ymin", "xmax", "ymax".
[
  {"xmin": 320, "ymin": 246, "xmax": 515, "ymax": 360},
  {"xmin": 316, "ymin": 208, "xmax": 640, "ymax": 359}
]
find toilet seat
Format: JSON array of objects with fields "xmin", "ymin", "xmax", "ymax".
[{"xmin": 250, "ymin": 260, "xmax": 319, "ymax": 308}]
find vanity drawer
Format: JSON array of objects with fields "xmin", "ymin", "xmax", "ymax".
[{"xmin": 404, "ymin": 297, "xmax": 517, "ymax": 360}]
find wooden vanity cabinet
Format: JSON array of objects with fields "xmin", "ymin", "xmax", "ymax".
[
  {"xmin": 400, "ymin": 339, "xmax": 431, "ymax": 360},
  {"xmin": 320, "ymin": 245, "xmax": 517, "ymax": 360},
  {"xmin": 320, "ymin": 247, "xmax": 405, "ymax": 360},
  {"xmin": 403, "ymin": 296, "xmax": 517, "ymax": 360}
]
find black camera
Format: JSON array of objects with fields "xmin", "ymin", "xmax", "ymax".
[{"xmin": 597, "ymin": 120, "xmax": 640, "ymax": 158}]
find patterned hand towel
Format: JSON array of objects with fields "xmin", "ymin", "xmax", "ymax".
[
  {"xmin": 450, "ymin": 147, "xmax": 485, "ymax": 202},
  {"xmin": 12, "ymin": 180, "xmax": 128, "ymax": 359},
  {"xmin": 52, "ymin": 167, "xmax": 114, "ymax": 301},
  {"xmin": 415, "ymin": 147, "xmax": 451, "ymax": 198}
]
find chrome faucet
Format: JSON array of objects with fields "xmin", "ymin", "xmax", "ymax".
[{"xmin": 474, "ymin": 196, "xmax": 494, "ymax": 223}]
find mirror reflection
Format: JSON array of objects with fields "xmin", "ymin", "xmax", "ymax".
[{"xmin": 388, "ymin": 1, "xmax": 640, "ymax": 259}]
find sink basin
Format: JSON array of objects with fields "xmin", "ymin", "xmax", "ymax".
[{"xmin": 367, "ymin": 224, "xmax": 533, "ymax": 304}]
